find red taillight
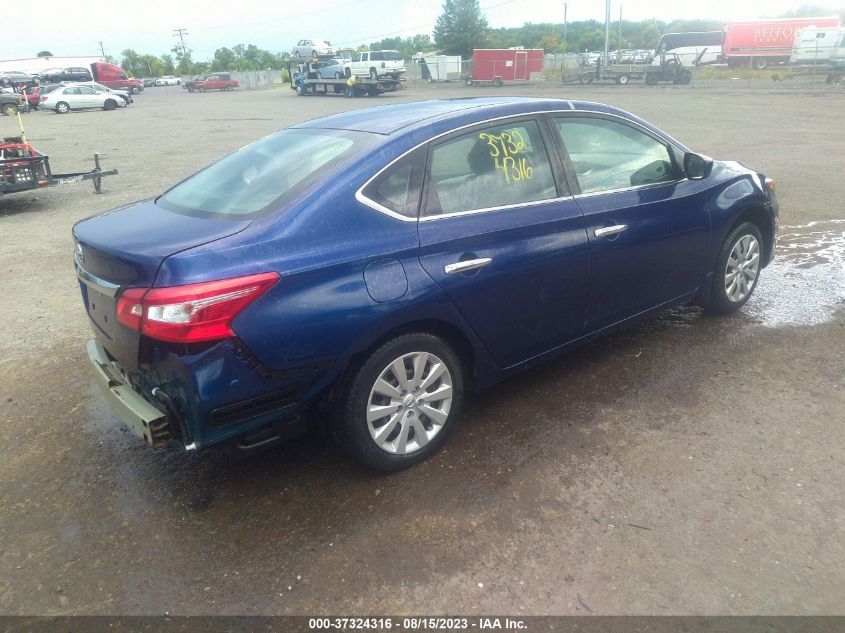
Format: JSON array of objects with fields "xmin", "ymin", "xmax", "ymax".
[{"xmin": 116, "ymin": 272, "xmax": 279, "ymax": 343}]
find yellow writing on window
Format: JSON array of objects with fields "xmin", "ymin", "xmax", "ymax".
[{"xmin": 479, "ymin": 130, "xmax": 534, "ymax": 183}]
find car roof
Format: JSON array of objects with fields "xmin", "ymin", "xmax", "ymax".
[{"xmin": 291, "ymin": 97, "xmax": 625, "ymax": 136}]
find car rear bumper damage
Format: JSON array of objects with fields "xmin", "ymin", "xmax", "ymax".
[{"xmin": 86, "ymin": 339, "xmax": 173, "ymax": 448}]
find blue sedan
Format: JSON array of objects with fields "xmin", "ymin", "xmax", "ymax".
[{"xmin": 73, "ymin": 97, "xmax": 778, "ymax": 470}]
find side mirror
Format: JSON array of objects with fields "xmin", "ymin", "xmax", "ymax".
[{"xmin": 684, "ymin": 152, "xmax": 714, "ymax": 180}]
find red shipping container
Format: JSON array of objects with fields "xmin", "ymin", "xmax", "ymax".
[
  {"xmin": 471, "ymin": 49, "xmax": 545, "ymax": 82},
  {"xmin": 723, "ymin": 17, "xmax": 841, "ymax": 60}
]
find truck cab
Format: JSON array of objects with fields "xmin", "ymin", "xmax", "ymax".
[{"xmin": 91, "ymin": 62, "xmax": 144, "ymax": 94}]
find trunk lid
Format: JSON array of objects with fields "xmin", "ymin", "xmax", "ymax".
[{"xmin": 73, "ymin": 199, "xmax": 251, "ymax": 367}]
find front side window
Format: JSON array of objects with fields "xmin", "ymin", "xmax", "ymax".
[
  {"xmin": 362, "ymin": 147, "xmax": 426, "ymax": 218},
  {"xmin": 159, "ymin": 129, "xmax": 376, "ymax": 218},
  {"xmin": 425, "ymin": 119, "xmax": 557, "ymax": 215},
  {"xmin": 555, "ymin": 117, "xmax": 677, "ymax": 194}
]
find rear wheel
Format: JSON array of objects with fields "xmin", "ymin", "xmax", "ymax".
[
  {"xmin": 1, "ymin": 103, "xmax": 16, "ymax": 116},
  {"xmin": 617, "ymin": 74, "xmax": 630, "ymax": 85},
  {"xmin": 336, "ymin": 333, "xmax": 464, "ymax": 471},
  {"xmin": 645, "ymin": 73, "xmax": 658, "ymax": 85},
  {"xmin": 344, "ymin": 67, "xmax": 352, "ymax": 79},
  {"xmin": 493, "ymin": 76, "xmax": 503, "ymax": 87},
  {"xmin": 225, "ymin": 84, "xmax": 234, "ymax": 91},
  {"xmin": 703, "ymin": 222, "xmax": 763, "ymax": 314},
  {"xmin": 369, "ymin": 67, "xmax": 378, "ymax": 79},
  {"xmin": 55, "ymin": 101, "xmax": 70, "ymax": 113}
]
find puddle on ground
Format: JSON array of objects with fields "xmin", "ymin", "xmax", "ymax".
[{"xmin": 746, "ymin": 219, "xmax": 845, "ymax": 327}]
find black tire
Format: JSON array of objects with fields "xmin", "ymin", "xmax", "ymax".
[
  {"xmin": 187, "ymin": 85, "xmax": 195, "ymax": 92},
  {"xmin": 198, "ymin": 86, "xmax": 206, "ymax": 93},
  {"xmin": 295, "ymin": 84, "xmax": 305, "ymax": 96},
  {"xmin": 645, "ymin": 73, "xmax": 658, "ymax": 85},
  {"xmin": 369, "ymin": 67, "xmax": 378, "ymax": 80},
  {"xmin": 703, "ymin": 221, "xmax": 764, "ymax": 314},
  {"xmin": 344, "ymin": 67, "xmax": 352, "ymax": 79},
  {"xmin": 493, "ymin": 76, "xmax": 503, "ymax": 87},
  {"xmin": 680, "ymin": 71, "xmax": 692, "ymax": 85},
  {"xmin": 55, "ymin": 101, "xmax": 70, "ymax": 114},
  {"xmin": 753, "ymin": 58, "xmax": 768, "ymax": 70},
  {"xmin": 103, "ymin": 99, "xmax": 117, "ymax": 111},
  {"xmin": 465, "ymin": 75, "xmax": 474, "ymax": 86},
  {"xmin": 1, "ymin": 103, "xmax": 16, "ymax": 116},
  {"xmin": 312, "ymin": 50, "xmax": 318, "ymax": 58},
  {"xmin": 336, "ymin": 333, "xmax": 464, "ymax": 472},
  {"xmin": 130, "ymin": 86, "xmax": 140, "ymax": 95},
  {"xmin": 617, "ymin": 74, "xmax": 630, "ymax": 85},
  {"xmin": 225, "ymin": 84, "xmax": 234, "ymax": 91}
]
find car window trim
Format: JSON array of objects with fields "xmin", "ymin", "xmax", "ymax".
[
  {"xmin": 420, "ymin": 114, "xmax": 563, "ymax": 218},
  {"xmin": 355, "ymin": 107, "xmax": 683, "ymax": 223},
  {"xmin": 546, "ymin": 111, "xmax": 685, "ymax": 197}
]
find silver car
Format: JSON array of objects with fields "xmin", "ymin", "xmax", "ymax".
[
  {"xmin": 291, "ymin": 39, "xmax": 336, "ymax": 58},
  {"xmin": 41, "ymin": 85, "xmax": 127, "ymax": 113}
]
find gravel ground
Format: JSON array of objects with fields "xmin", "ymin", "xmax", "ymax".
[{"xmin": 0, "ymin": 80, "xmax": 843, "ymax": 616}]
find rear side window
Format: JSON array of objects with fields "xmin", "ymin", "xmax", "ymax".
[
  {"xmin": 371, "ymin": 52, "xmax": 384, "ymax": 61},
  {"xmin": 425, "ymin": 119, "xmax": 557, "ymax": 215},
  {"xmin": 555, "ymin": 117, "xmax": 677, "ymax": 193},
  {"xmin": 159, "ymin": 129, "xmax": 376, "ymax": 218},
  {"xmin": 362, "ymin": 147, "xmax": 426, "ymax": 218}
]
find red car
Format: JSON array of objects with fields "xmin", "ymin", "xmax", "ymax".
[{"xmin": 190, "ymin": 73, "xmax": 238, "ymax": 92}]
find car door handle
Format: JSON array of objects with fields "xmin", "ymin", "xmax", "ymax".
[
  {"xmin": 444, "ymin": 258, "xmax": 492, "ymax": 275},
  {"xmin": 594, "ymin": 224, "xmax": 628, "ymax": 238}
]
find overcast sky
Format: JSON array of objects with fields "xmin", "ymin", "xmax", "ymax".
[{"xmin": 3, "ymin": 0, "xmax": 840, "ymax": 61}]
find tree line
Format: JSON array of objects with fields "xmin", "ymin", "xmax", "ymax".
[{"xmin": 113, "ymin": 1, "xmax": 844, "ymax": 76}]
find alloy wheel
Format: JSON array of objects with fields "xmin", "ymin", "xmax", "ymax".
[
  {"xmin": 724, "ymin": 234, "xmax": 760, "ymax": 302},
  {"xmin": 366, "ymin": 352, "xmax": 453, "ymax": 455}
]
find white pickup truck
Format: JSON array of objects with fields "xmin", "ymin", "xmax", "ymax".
[{"xmin": 343, "ymin": 50, "xmax": 405, "ymax": 80}]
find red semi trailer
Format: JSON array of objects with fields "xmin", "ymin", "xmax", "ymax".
[
  {"xmin": 466, "ymin": 49, "xmax": 544, "ymax": 85},
  {"xmin": 722, "ymin": 16, "xmax": 841, "ymax": 68}
]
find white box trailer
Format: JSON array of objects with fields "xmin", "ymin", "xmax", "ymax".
[
  {"xmin": 416, "ymin": 55, "xmax": 462, "ymax": 82},
  {"xmin": 790, "ymin": 27, "xmax": 845, "ymax": 66}
]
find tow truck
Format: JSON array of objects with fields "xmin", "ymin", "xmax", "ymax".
[{"xmin": 287, "ymin": 59, "xmax": 404, "ymax": 97}]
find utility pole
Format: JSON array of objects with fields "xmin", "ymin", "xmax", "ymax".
[
  {"xmin": 98, "ymin": 41, "xmax": 106, "ymax": 58},
  {"xmin": 173, "ymin": 27, "xmax": 189, "ymax": 58},
  {"xmin": 618, "ymin": 5, "xmax": 623, "ymax": 63},
  {"xmin": 562, "ymin": 1, "xmax": 568, "ymax": 55},
  {"xmin": 603, "ymin": 0, "xmax": 611, "ymax": 71}
]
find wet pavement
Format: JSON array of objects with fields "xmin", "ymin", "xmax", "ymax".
[{"xmin": 0, "ymin": 83, "xmax": 843, "ymax": 615}]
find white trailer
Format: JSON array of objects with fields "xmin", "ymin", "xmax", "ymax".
[{"xmin": 790, "ymin": 27, "xmax": 845, "ymax": 66}]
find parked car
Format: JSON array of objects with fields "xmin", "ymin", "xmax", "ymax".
[
  {"xmin": 155, "ymin": 75, "xmax": 181, "ymax": 86},
  {"xmin": 143, "ymin": 78, "xmax": 157, "ymax": 88},
  {"xmin": 0, "ymin": 91, "xmax": 25, "ymax": 116},
  {"xmin": 191, "ymin": 73, "xmax": 239, "ymax": 92},
  {"xmin": 72, "ymin": 81, "xmax": 133, "ymax": 105},
  {"xmin": 73, "ymin": 97, "xmax": 778, "ymax": 470},
  {"xmin": 41, "ymin": 85, "xmax": 127, "ymax": 113},
  {"xmin": 314, "ymin": 58, "xmax": 346, "ymax": 79},
  {"xmin": 0, "ymin": 70, "xmax": 40, "ymax": 87},
  {"xmin": 292, "ymin": 39, "xmax": 336, "ymax": 58},
  {"xmin": 343, "ymin": 50, "xmax": 405, "ymax": 79},
  {"xmin": 39, "ymin": 67, "xmax": 93, "ymax": 83}
]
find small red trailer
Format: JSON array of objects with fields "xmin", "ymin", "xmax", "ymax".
[{"xmin": 466, "ymin": 49, "xmax": 545, "ymax": 86}]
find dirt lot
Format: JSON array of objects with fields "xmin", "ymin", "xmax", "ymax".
[{"xmin": 1, "ymin": 80, "xmax": 843, "ymax": 616}]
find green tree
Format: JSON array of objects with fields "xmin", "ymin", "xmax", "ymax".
[
  {"xmin": 37, "ymin": 50, "xmax": 53, "ymax": 57},
  {"xmin": 433, "ymin": 0, "xmax": 489, "ymax": 58},
  {"xmin": 159, "ymin": 54, "xmax": 175, "ymax": 75}
]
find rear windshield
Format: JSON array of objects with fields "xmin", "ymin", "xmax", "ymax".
[{"xmin": 158, "ymin": 128, "xmax": 375, "ymax": 219}]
